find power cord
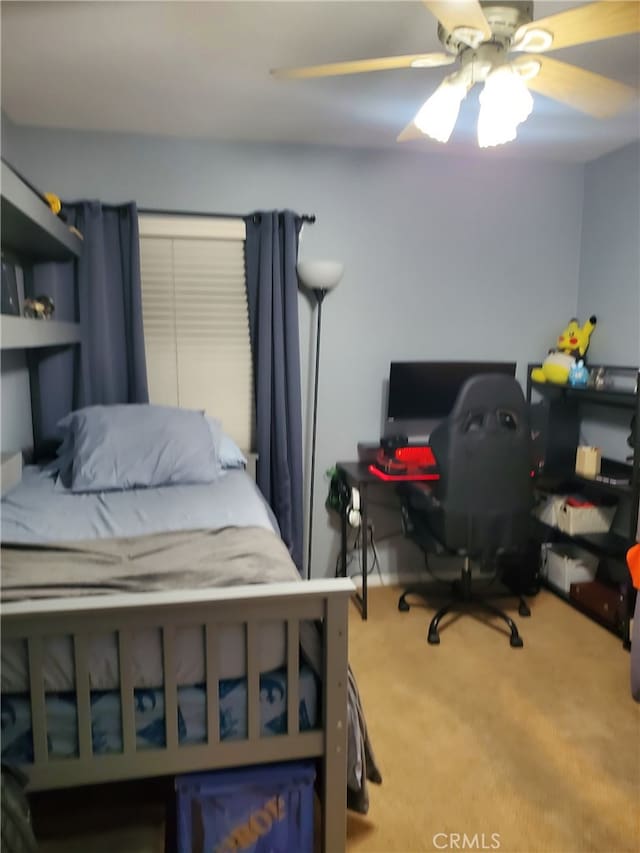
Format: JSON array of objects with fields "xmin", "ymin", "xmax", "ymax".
[{"xmin": 335, "ymin": 522, "xmax": 384, "ymax": 585}]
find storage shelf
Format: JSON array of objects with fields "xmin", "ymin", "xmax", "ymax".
[
  {"xmin": 536, "ymin": 458, "xmax": 634, "ymax": 498},
  {"xmin": 1, "ymin": 160, "xmax": 82, "ymax": 261},
  {"xmin": 1, "ymin": 315, "xmax": 81, "ymax": 349},
  {"xmin": 533, "ymin": 517, "xmax": 630, "ymax": 560},
  {"xmin": 529, "ymin": 376, "xmax": 637, "ymax": 410},
  {"xmin": 527, "ymin": 362, "xmax": 638, "ymax": 648},
  {"xmin": 541, "ymin": 579, "xmax": 629, "ymax": 645}
]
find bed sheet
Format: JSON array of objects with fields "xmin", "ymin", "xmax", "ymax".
[
  {"xmin": 1, "ymin": 666, "xmax": 318, "ymax": 764},
  {"xmin": 1, "ymin": 466, "xmax": 277, "ymax": 544}
]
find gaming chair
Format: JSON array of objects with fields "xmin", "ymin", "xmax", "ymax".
[{"xmin": 398, "ymin": 373, "xmax": 534, "ymax": 647}]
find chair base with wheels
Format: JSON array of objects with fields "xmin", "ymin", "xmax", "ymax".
[{"xmin": 398, "ymin": 556, "xmax": 530, "ymax": 647}]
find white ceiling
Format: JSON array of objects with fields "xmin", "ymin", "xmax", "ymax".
[{"xmin": 1, "ymin": 1, "xmax": 639, "ymax": 162}]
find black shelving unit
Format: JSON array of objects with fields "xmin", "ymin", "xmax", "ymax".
[
  {"xmin": 527, "ymin": 364, "xmax": 639, "ymax": 646},
  {"xmin": 1, "ymin": 160, "xmax": 83, "ymax": 452}
]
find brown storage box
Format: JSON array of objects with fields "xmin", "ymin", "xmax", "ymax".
[{"xmin": 569, "ymin": 580, "xmax": 625, "ymax": 629}]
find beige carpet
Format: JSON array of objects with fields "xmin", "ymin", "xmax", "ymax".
[{"xmin": 346, "ymin": 585, "xmax": 640, "ymax": 853}]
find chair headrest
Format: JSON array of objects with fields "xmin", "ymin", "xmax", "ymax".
[{"xmin": 450, "ymin": 374, "xmax": 526, "ymax": 419}]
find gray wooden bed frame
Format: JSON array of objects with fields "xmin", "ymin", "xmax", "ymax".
[{"xmin": 2, "ymin": 577, "xmax": 354, "ymax": 853}]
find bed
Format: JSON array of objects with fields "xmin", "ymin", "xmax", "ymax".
[{"xmin": 1, "ymin": 414, "xmax": 379, "ymax": 853}]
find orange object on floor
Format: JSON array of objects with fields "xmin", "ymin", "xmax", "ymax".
[{"xmin": 627, "ymin": 543, "xmax": 640, "ymax": 589}]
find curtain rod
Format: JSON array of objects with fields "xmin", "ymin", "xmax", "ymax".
[{"xmin": 138, "ymin": 208, "xmax": 316, "ymax": 225}]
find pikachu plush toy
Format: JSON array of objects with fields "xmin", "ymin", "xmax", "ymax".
[{"xmin": 530, "ymin": 315, "xmax": 597, "ymax": 385}]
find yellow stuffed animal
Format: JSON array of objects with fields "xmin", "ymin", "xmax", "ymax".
[{"xmin": 530, "ymin": 315, "xmax": 597, "ymax": 384}]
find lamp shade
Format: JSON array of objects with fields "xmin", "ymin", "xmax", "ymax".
[
  {"xmin": 414, "ymin": 73, "xmax": 469, "ymax": 144},
  {"xmin": 297, "ymin": 260, "xmax": 344, "ymax": 291}
]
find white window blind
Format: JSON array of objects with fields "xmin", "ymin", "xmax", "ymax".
[{"xmin": 138, "ymin": 215, "xmax": 254, "ymax": 452}]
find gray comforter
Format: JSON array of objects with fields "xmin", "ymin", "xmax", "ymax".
[{"xmin": 1, "ymin": 525, "xmax": 381, "ymax": 812}]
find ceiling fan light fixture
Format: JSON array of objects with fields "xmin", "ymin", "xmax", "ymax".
[
  {"xmin": 484, "ymin": 65, "xmax": 533, "ymax": 122},
  {"xmin": 477, "ymin": 63, "xmax": 534, "ymax": 145},
  {"xmin": 450, "ymin": 25, "xmax": 486, "ymax": 50},
  {"xmin": 513, "ymin": 58, "xmax": 542, "ymax": 82},
  {"xmin": 512, "ymin": 26, "xmax": 553, "ymax": 53},
  {"xmin": 413, "ymin": 74, "xmax": 469, "ymax": 143},
  {"xmin": 477, "ymin": 111, "xmax": 518, "ymax": 148}
]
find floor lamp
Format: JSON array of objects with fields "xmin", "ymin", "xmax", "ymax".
[{"xmin": 297, "ymin": 260, "xmax": 344, "ymax": 580}]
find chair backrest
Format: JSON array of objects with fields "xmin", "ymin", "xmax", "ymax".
[{"xmin": 429, "ymin": 373, "xmax": 533, "ymax": 556}]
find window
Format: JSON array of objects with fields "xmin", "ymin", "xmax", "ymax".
[{"xmin": 138, "ymin": 215, "xmax": 254, "ymax": 451}]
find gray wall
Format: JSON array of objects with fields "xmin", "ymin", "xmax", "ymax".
[
  {"xmin": 1, "ymin": 118, "xmax": 589, "ymax": 577},
  {"xmin": 578, "ymin": 141, "xmax": 640, "ymax": 367},
  {"xmin": 576, "ymin": 141, "xmax": 640, "ymax": 461}
]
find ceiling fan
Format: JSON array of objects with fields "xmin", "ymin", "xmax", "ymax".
[{"xmin": 272, "ymin": 1, "xmax": 640, "ymax": 148}]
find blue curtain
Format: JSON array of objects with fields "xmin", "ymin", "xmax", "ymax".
[
  {"xmin": 28, "ymin": 201, "xmax": 148, "ymax": 447},
  {"xmin": 244, "ymin": 211, "xmax": 304, "ymax": 573}
]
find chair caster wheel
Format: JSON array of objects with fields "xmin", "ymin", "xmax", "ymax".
[
  {"xmin": 428, "ymin": 631, "xmax": 440, "ymax": 645},
  {"xmin": 519, "ymin": 602, "xmax": 531, "ymax": 617},
  {"xmin": 398, "ymin": 599, "xmax": 410, "ymax": 612},
  {"xmin": 510, "ymin": 635, "xmax": 524, "ymax": 648}
]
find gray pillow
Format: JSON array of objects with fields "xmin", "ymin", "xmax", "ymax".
[
  {"xmin": 206, "ymin": 417, "xmax": 247, "ymax": 469},
  {"xmin": 57, "ymin": 404, "xmax": 223, "ymax": 493}
]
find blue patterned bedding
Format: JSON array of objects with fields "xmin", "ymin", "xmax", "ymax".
[{"xmin": 1, "ymin": 666, "xmax": 318, "ymax": 764}]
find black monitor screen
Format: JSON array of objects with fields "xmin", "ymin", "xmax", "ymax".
[{"xmin": 387, "ymin": 361, "xmax": 517, "ymax": 420}]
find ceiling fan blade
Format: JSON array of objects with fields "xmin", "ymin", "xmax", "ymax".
[
  {"xmin": 517, "ymin": 1, "xmax": 640, "ymax": 51},
  {"xmin": 516, "ymin": 55, "xmax": 639, "ymax": 118},
  {"xmin": 422, "ymin": 1, "xmax": 491, "ymax": 40},
  {"xmin": 271, "ymin": 52, "xmax": 454, "ymax": 79}
]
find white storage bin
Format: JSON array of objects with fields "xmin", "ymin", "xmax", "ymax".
[
  {"xmin": 534, "ymin": 494, "xmax": 567, "ymax": 528},
  {"xmin": 541, "ymin": 544, "xmax": 599, "ymax": 593},
  {"xmin": 556, "ymin": 500, "xmax": 616, "ymax": 536}
]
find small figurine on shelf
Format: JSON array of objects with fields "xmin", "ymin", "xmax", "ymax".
[
  {"xmin": 568, "ymin": 359, "xmax": 589, "ymax": 387},
  {"xmin": 588, "ymin": 366, "xmax": 611, "ymax": 390},
  {"xmin": 23, "ymin": 295, "xmax": 55, "ymax": 319},
  {"xmin": 530, "ymin": 315, "xmax": 597, "ymax": 385}
]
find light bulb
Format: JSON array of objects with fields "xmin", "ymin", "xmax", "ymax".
[
  {"xmin": 414, "ymin": 74, "xmax": 469, "ymax": 143},
  {"xmin": 477, "ymin": 111, "xmax": 518, "ymax": 148},
  {"xmin": 477, "ymin": 65, "xmax": 533, "ymax": 148},
  {"xmin": 481, "ymin": 65, "xmax": 533, "ymax": 124}
]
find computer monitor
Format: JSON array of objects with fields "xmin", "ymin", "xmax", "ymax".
[{"xmin": 385, "ymin": 360, "xmax": 517, "ymax": 439}]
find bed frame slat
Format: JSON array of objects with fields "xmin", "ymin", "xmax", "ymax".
[
  {"xmin": 205, "ymin": 623, "xmax": 220, "ymax": 745},
  {"xmin": 118, "ymin": 629, "xmax": 136, "ymax": 756},
  {"xmin": 246, "ymin": 621, "xmax": 259, "ymax": 741},
  {"xmin": 73, "ymin": 633, "xmax": 93, "ymax": 759},
  {"xmin": 162, "ymin": 625, "xmax": 179, "ymax": 750},
  {"xmin": 287, "ymin": 619, "xmax": 300, "ymax": 736},
  {"xmin": 27, "ymin": 636, "xmax": 48, "ymax": 765}
]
